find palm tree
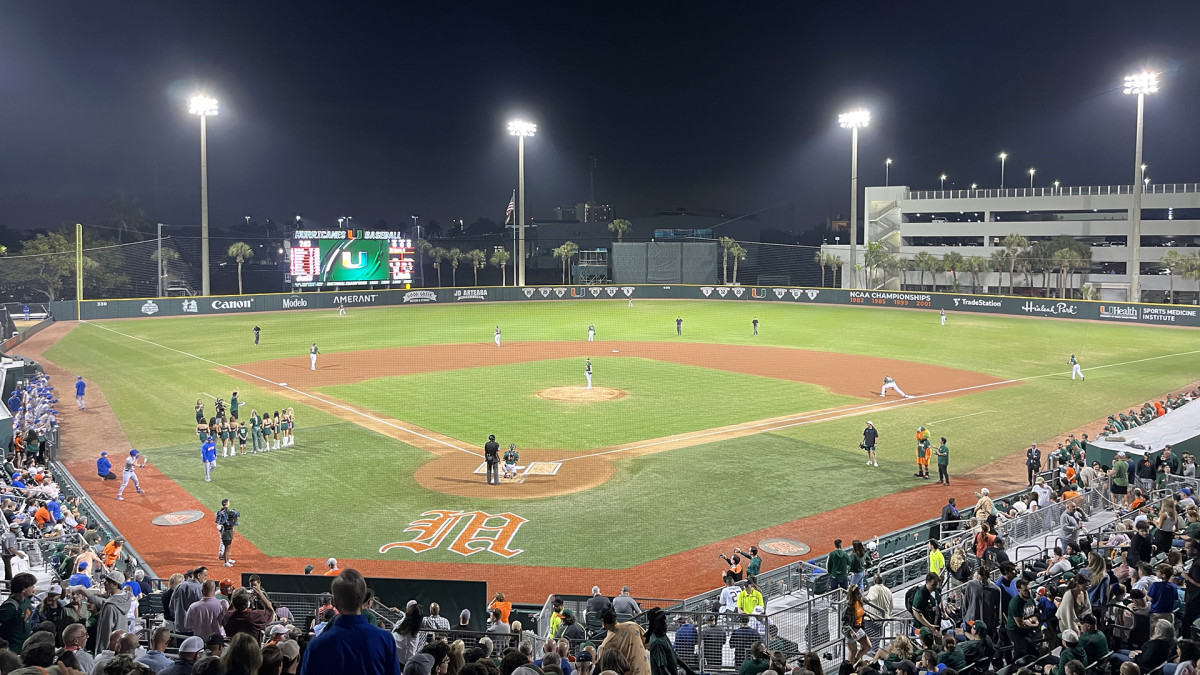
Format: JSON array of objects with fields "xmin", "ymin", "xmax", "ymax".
[
  {"xmin": 1162, "ymin": 249, "xmax": 1184, "ymax": 300},
  {"xmin": 942, "ymin": 251, "xmax": 964, "ymax": 290},
  {"xmin": 719, "ymin": 236, "xmax": 736, "ymax": 284},
  {"xmin": 448, "ymin": 248, "xmax": 463, "ymax": 286},
  {"xmin": 1002, "ymin": 233, "xmax": 1030, "ymax": 294},
  {"xmin": 490, "ymin": 248, "xmax": 511, "ymax": 286},
  {"xmin": 814, "ymin": 251, "xmax": 828, "ymax": 287},
  {"xmin": 102, "ymin": 191, "xmax": 150, "ymax": 242},
  {"xmin": 466, "ymin": 249, "xmax": 487, "ymax": 286},
  {"xmin": 864, "ymin": 242, "xmax": 889, "ymax": 288},
  {"xmin": 608, "ymin": 219, "xmax": 633, "ymax": 243},
  {"xmin": 227, "ymin": 242, "xmax": 254, "ymax": 295},
  {"xmin": 417, "ymin": 238, "xmax": 432, "ymax": 285},
  {"xmin": 896, "ymin": 256, "xmax": 912, "ymax": 288},
  {"xmin": 964, "ymin": 256, "xmax": 989, "ymax": 294},
  {"xmin": 553, "ymin": 241, "xmax": 579, "ymax": 284},
  {"xmin": 730, "ymin": 243, "xmax": 748, "ymax": 285},
  {"xmin": 912, "ymin": 252, "xmax": 936, "ymax": 290},
  {"xmin": 430, "ymin": 247, "xmax": 447, "ymax": 286},
  {"xmin": 149, "ymin": 247, "xmax": 180, "ymax": 284},
  {"xmin": 989, "ymin": 250, "xmax": 1010, "ymax": 294}
]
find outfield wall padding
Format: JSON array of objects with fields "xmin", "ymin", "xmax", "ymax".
[{"xmin": 59, "ymin": 286, "xmax": 1200, "ymax": 328}]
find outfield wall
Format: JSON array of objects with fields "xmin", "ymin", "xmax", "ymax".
[{"xmin": 48, "ymin": 285, "xmax": 1200, "ymax": 327}]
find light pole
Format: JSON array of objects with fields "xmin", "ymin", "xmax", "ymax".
[
  {"xmin": 998, "ymin": 152, "xmax": 1007, "ymax": 188},
  {"xmin": 1125, "ymin": 70, "xmax": 1158, "ymax": 302},
  {"xmin": 940, "ymin": 174, "xmax": 947, "ymax": 190},
  {"xmin": 508, "ymin": 119, "xmax": 536, "ymax": 287},
  {"xmin": 838, "ymin": 109, "xmax": 869, "ymax": 289},
  {"xmin": 971, "ymin": 183, "xmax": 978, "ymax": 190},
  {"xmin": 1053, "ymin": 180, "xmax": 1060, "ymax": 192},
  {"xmin": 1028, "ymin": 168, "xmax": 1036, "ymax": 188},
  {"xmin": 885, "ymin": 158, "xmax": 892, "ymax": 186},
  {"xmin": 188, "ymin": 95, "xmax": 218, "ymax": 296},
  {"xmin": 156, "ymin": 223, "xmax": 169, "ymax": 298}
]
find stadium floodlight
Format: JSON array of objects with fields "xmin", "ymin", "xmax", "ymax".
[
  {"xmin": 1124, "ymin": 71, "xmax": 1157, "ymax": 301},
  {"xmin": 940, "ymin": 174, "xmax": 947, "ymax": 190},
  {"xmin": 508, "ymin": 118, "xmax": 537, "ymax": 286},
  {"xmin": 189, "ymin": 94, "xmax": 219, "ymax": 296},
  {"xmin": 838, "ymin": 109, "xmax": 870, "ymax": 288},
  {"xmin": 1028, "ymin": 168, "xmax": 1036, "ymax": 187},
  {"xmin": 885, "ymin": 158, "xmax": 892, "ymax": 186},
  {"xmin": 998, "ymin": 152, "xmax": 1007, "ymax": 188}
]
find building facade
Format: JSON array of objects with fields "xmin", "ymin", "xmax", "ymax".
[{"xmin": 822, "ymin": 183, "xmax": 1200, "ymax": 302}]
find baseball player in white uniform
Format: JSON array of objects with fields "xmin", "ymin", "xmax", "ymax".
[
  {"xmin": 585, "ymin": 358, "xmax": 593, "ymax": 390},
  {"xmin": 940, "ymin": 310, "xmax": 946, "ymax": 326},
  {"xmin": 309, "ymin": 343, "xmax": 319, "ymax": 370},
  {"xmin": 116, "ymin": 449, "xmax": 146, "ymax": 500},
  {"xmin": 587, "ymin": 323, "xmax": 595, "ymax": 342},
  {"xmin": 880, "ymin": 375, "xmax": 911, "ymax": 399},
  {"xmin": 1069, "ymin": 354, "xmax": 1084, "ymax": 381},
  {"xmin": 337, "ymin": 303, "xmax": 346, "ymax": 316},
  {"xmin": 494, "ymin": 326, "xmax": 501, "ymax": 347}
]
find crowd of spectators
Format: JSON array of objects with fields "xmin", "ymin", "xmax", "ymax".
[{"xmin": 7, "ymin": 372, "xmax": 60, "ymax": 469}]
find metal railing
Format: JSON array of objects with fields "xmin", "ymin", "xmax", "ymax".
[{"xmin": 908, "ymin": 183, "xmax": 1200, "ymax": 200}]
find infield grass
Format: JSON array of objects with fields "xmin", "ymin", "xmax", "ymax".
[{"xmin": 39, "ymin": 299, "xmax": 1200, "ymax": 567}]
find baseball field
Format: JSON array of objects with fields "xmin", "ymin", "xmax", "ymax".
[{"xmin": 27, "ymin": 297, "xmax": 1200, "ymax": 600}]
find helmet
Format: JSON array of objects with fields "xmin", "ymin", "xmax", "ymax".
[{"xmin": 129, "ymin": 449, "xmax": 139, "ymax": 456}]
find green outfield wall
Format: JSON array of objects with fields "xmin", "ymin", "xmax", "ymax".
[{"xmin": 47, "ymin": 285, "xmax": 1200, "ymax": 327}]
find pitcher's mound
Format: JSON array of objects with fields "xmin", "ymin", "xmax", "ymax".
[{"xmin": 536, "ymin": 386, "xmax": 627, "ymax": 402}]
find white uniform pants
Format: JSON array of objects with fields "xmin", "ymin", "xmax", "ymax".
[
  {"xmin": 495, "ymin": 334, "xmax": 501, "ymax": 346},
  {"xmin": 1072, "ymin": 364, "xmax": 1083, "ymax": 380},
  {"xmin": 586, "ymin": 372, "xmax": 592, "ymax": 389},
  {"xmin": 118, "ymin": 471, "xmax": 140, "ymax": 495},
  {"xmin": 941, "ymin": 314, "xmax": 946, "ymax": 325},
  {"xmin": 310, "ymin": 354, "xmax": 317, "ymax": 370},
  {"xmin": 881, "ymin": 382, "xmax": 908, "ymax": 397},
  {"xmin": 588, "ymin": 330, "xmax": 594, "ymax": 342}
]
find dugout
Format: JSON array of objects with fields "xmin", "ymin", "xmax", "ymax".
[
  {"xmin": 243, "ymin": 573, "xmax": 489, "ymax": 631},
  {"xmin": 612, "ymin": 242, "xmax": 718, "ymax": 284},
  {"xmin": 1088, "ymin": 402, "xmax": 1200, "ymax": 467}
]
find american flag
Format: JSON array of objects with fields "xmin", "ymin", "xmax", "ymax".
[{"xmin": 504, "ymin": 191, "xmax": 516, "ymax": 225}]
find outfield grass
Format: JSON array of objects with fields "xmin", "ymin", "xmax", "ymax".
[
  {"xmin": 41, "ymin": 300, "xmax": 1200, "ymax": 567},
  {"xmin": 320, "ymin": 358, "xmax": 856, "ymax": 450}
]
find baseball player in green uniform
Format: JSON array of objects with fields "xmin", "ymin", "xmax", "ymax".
[
  {"xmin": 503, "ymin": 444, "xmax": 519, "ymax": 479},
  {"xmin": 1069, "ymin": 354, "xmax": 1084, "ymax": 381}
]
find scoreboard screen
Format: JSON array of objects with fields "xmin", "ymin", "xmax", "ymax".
[{"xmin": 286, "ymin": 230, "xmax": 415, "ymax": 287}]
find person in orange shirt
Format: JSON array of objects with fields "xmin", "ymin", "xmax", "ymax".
[
  {"xmin": 1154, "ymin": 401, "xmax": 1167, "ymax": 417},
  {"xmin": 718, "ymin": 552, "xmax": 744, "ymax": 581},
  {"xmin": 32, "ymin": 505, "xmax": 52, "ymax": 528},
  {"xmin": 488, "ymin": 592, "xmax": 512, "ymax": 625},
  {"xmin": 102, "ymin": 538, "xmax": 124, "ymax": 568},
  {"xmin": 322, "ymin": 557, "xmax": 340, "ymax": 576}
]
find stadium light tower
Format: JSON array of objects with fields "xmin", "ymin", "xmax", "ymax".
[
  {"xmin": 885, "ymin": 158, "xmax": 892, "ymax": 186},
  {"xmin": 998, "ymin": 152, "xmax": 1007, "ymax": 188},
  {"xmin": 838, "ymin": 109, "xmax": 869, "ymax": 288},
  {"xmin": 940, "ymin": 174, "xmax": 947, "ymax": 190},
  {"xmin": 508, "ymin": 119, "xmax": 537, "ymax": 287},
  {"xmin": 188, "ymin": 94, "xmax": 218, "ymax": 296},
  {"xmin": 1028, "ymin": 168, "xmax": 1036, "ymax": 188},
  {"xmin": 1125, "ymin": 70, "xmax": 1158, "ymax": 302}
]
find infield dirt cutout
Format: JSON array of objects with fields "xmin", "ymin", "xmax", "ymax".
[{"xmin": 220, "ymin": 340, "xmax": 1015, "ymax": 499}]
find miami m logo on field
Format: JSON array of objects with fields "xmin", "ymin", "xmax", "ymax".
[{"xmin": 379, "ymin": 510, "xmax": 527, "ymax": 558}]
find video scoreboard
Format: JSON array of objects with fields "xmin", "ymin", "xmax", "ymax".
[{"xmin": 286, "ymin": 230, "xmax": 416, "ymax": 288}]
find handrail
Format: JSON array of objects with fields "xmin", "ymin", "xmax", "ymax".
[{"xmin": 906, "ymin": 183, "xmax": 1200, "ymax": 200}]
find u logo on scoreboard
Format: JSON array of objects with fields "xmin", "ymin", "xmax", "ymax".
[{"xmin": 341, "ymin": 252, "xmax": 368, "ymax": 269}]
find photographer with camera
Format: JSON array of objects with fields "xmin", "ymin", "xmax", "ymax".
[{"xmin": 216, "ymin": 498, "xmax": 240, "ymax": 568}]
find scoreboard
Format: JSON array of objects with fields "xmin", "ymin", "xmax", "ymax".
[{"xmin": 286, "ymin": 230, "xmax": 415, "ymax": 288}]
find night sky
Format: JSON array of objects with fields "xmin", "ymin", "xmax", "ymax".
[{"xmin": 2, "ymin": 2, "xmax": 1200, "ymax": 234}]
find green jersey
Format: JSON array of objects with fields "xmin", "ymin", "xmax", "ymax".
[
  {"xmin": 827, "ymin": 548, "xmax": 850, "ymax": 578},
  {"xmin": 1111, "ymin": 460, "xmax": 1129, "ymax": 487},
  {"xmin": 937, "ymin": 444, "xmax": 949, "ymax": 466}
]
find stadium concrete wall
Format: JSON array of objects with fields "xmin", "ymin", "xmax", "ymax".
[{"xmin": 47, "ymin": 286, "xmax": 1200, "ymax": 327}]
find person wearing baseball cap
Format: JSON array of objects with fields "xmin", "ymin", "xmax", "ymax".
[
  {"xmin": 96, "ymin": 451, "xmax": 116, "ymax": 481},
  {"xmin": 1046, "ymin": 629, "xmax": 1086, "ymax": 675},
  {"xmin": 959, "ymin": 619, "xmax": 995, "ymax": 663},
  {"xmin": 161, "ymin": 635, "xmax": 206, "ymax": 674},
  {"xmin": 72, "ymin": 570, "xmax": 132, "ymax": 654},
  {"xmin": 862, "ymin": 421, "xmax": 879, "ymax": 468}
]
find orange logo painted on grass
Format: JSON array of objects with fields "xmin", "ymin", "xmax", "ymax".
[{"xmin": 380, "ymin": 510, "xmax": 528, "ymax": 558}]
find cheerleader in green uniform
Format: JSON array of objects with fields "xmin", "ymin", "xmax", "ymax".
[
  {"xmin": 195, "ymin": 399, "xmax": 206, "ymax": 424},
  {"xmin": 285, "ymin": 408, "xmax": 296, "ymax": 446},
  {"xmin": 278, "ymin": 410, "xmax": 290, "ymax": 447},
  {"xmin": 218, "ymin": 419, "xmax": 231, "ymax": 457},
  {"xmin": 196, "ymin": 418, "xmax": 209, "ymax": 442},
  {"xmin": 260, "ymin": 413, "xmax": 273, "ymax": 452}
]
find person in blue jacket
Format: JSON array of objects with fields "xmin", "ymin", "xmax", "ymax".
[
  {"xmin": 201, "ymin": 436, "xmax": 218, "ymax": 482},
  {"xmin": 97, "ymin": 452, "xmax": 116, "ymax": 480}
]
